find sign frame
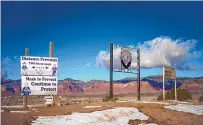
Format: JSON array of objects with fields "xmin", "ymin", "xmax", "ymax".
[{"xmin": 20, "ymin": 56, "xmax": 58, "ymax": 96}]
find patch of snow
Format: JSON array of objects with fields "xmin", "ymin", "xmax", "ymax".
[
  {"xmin": 1, "ymin": 104, "xmax": 43, "ymax": 109},
  {"xmin": 165, "ymin": 104, "xmax": 203, "ymax": 115},
  {"xmin": 116, "ymin": 100, "xmax": 169, "ymax": 105},
  {"xmin": 116, "ymin": 100, "xmax": 129, "ymax": 103},
  {"xmin": 27, "ymin": 104, "xmax": 44, "ymax": 108},
  {"xmin": 10, "ymin": 111, "xmax": 30, "ymax": 113},
  {"xmin": 168, "ymin": 100, "xmax": 192, "ymax": 104},
  {"xmin": 138, "ymin": 123, "xmax": 158, "ymax": 125},
  {"xmin": 32, "ymin": 107, "xmax": 157, "ymax": 125},
  {"xmin": 1, "ymin": 105, "xmax": 23, "ymax": 108},
  {"xmin": 1, "ymin": 110, "xmax": 4, "ymax": 112},
  {"xmin": 83, "ymin": 106, "xmax": 102, "ymax": 108}
]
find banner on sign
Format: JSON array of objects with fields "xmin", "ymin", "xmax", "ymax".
[
  {"xmin": 21, "ymin": 56, "xmax": 58, "ymax": 95},
  {"xmin": 164, "ymin": 67, "xmax": 176, "ymax": 80}
]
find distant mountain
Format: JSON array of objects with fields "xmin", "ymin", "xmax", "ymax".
[
  {"xmin": 63, "ymin": 78, "xmax": 85, "ymax": 84},
  {"xmin": 114, "ymin": 77, "xmax": 137, "ymax": 83},
  {"xmin": 1, "ymin": 76, "xmax": 203, "ymax": 96}
]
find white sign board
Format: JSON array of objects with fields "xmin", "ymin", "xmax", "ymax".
[
  {"xmin": 21, "ymin": 56, "xmax": 58, "ymax": 95},
  {"xmin": 45, "ymin": 96, "xmax": 54, "ymax": 106}
]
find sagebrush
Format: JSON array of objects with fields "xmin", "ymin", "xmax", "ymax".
[
  {"xmin": 199, "ymin": 95, "xmax": 203, "ymax": 102},
  {"xmin": 102, "ymin": 92, "xmax": 118, "ymax": 102}
]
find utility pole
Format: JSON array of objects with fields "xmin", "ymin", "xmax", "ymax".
[
  {"xmin": 137, "ymin": 49, "xmax": 140, "ymax": 101},
  {"xmin": 23, "ymin": 48, "xmax": 29, "ymax": 108},
  {"xmin": 109, "ymin": 43, "xmax": 113, "ymax": 99}
]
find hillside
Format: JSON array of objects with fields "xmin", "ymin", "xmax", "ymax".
[{"xmin": 1, "ymin": 76, "xmax": 203, "ymax": 96}]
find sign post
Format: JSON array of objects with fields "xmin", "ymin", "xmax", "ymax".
[
  {"xmin": 137, "ymin": 49, "xmax": 140, "ymax": 101},
  {"xmin": 163, "ymin": 67, "xmax": 176, "ymax": 101},
  {"xmin": 111, "ymin": 43, "xmax": 140, "ymax": 100},
  {"xmin": 175, "ymin": 68, "xmax": 177, "ymax": 101},
  {"xmin": 163, "ymin": 67, "xmax": 165, "ymax": 101},
  {"xmin": 23, "ymin": 48, "xmax": 29, "ymax": 108},
  {"xmin": 109, "ymin": 43, "xmax": 113, "ymax": 99}
]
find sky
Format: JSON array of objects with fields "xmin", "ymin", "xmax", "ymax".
[{"xmin": 1, "ymin": 1, "xmax": 203, "ymax": 81}]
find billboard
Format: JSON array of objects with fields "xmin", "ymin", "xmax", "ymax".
[
  {"xmin": 113, "ymin": 44, "xmax": 138, "ymax": 73},
  {"xmin": 21, "ymin": 56, "xmax": 58, "ymax": 95},
  {"xmin": 164, "ymin": 67, "xmax": 176, "ymax": 80}
]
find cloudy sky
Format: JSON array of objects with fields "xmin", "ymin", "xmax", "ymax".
[{"xmin": 1, "ymin": 2, "xmax": 203, "ymax": 81}]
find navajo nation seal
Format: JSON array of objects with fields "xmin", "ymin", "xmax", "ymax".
[{"xmin": 121, "ymin": 47, "xmax": 132, "ymax": 69}]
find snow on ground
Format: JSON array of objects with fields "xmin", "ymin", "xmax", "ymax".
[
  {"xmin": 83, "ymin": 106, "xmax": 102, "ymax": 108},
  {"xmin": 116, "ymin": 100, "xmax": 169, "ymax": 105},
  {"xmin": 10, "ymin": 111, "xmax": 30, "ymax": 113},
  {"xmin": 1, "ymin": 104, "xmax": 43, "ymax": 108},
  {"xmin": 32, "ymin": 107, "xmax": 157, "ymax": 125},
  {"xmin": 1, "ymin": 105, "xmax": 23, "ymax": 108},
  {"xmin": 165, "ymin": 104, "xmax": 203, "ymax": 115},
  {"xmin": 138, "ymin": 123, "xmax": 157, "ymax": 125}
]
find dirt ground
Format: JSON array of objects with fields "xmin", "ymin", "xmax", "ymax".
[{"xmin": 1, "ymin": 101, "xmax": 203, "ymax": 125}]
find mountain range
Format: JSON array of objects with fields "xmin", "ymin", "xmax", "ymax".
[{"xmin": 1, "ymin": 76, "xmax": 203, "ymax": 96}]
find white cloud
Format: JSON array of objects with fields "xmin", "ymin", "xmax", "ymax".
[
  {"xmin": 96, "ymin": 36, "xmax": 202, "ymax": 70},
  {"xmin": 190, "ymin": 51, "xmax": 202, "ymax": 59},
  {"xmin": 84, "ymin": 62, "xmax": 92, "ymax": 67}
]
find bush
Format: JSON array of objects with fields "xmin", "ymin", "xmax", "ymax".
[
  {"xmin": 157, "ymin": 88, "xmax": 192, "ymax": 101},
  {"xmin": 199, "ymin": 95, "xmax": 203, "ymax": 102},
  {"xmin": 102, "ymin": 92, "xmax": 118, "ymax": 102}
]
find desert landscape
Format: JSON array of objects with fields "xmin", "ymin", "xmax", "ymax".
[{"xmin": 1, "ymin": 75, "xmax": 203, "ymax": 125}]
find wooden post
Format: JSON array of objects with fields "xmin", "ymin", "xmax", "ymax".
[
  {"xmin": 23, "ymin": 48, "xmax": 29, "ymax": 108},
  {"xmin": 175, "ymin": 68, "xmax": 177, "ymax": 101},
  {"xmin": 49, "ymin": 42, "xmax": 54, "ymax": 57},
  {"xmin": 109, "ymin": 43, "xmax": 113, "ymax": 99},
  {"xmin": 137, "ymin": 49, "xmax": 141, "ymax": 101},
  {"xmin": 49, "ymin": 42, "xmax": 54, "ymax": 106},
  {"xmin": 163, "ymin": 67, "xmax": 165, "ymax": 101},
  {"xmin": 49, "ymin": 42, "xmax": 59, "ymax": 106}
]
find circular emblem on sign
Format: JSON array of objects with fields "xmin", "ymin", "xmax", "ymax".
[{"xmin": 121, "ymin": 48, "xmax": 132, "ymax": 69}]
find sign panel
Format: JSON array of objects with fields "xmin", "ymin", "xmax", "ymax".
[
  {"xmin": 45, "ymin": 96, "xmax": 54, "ymax": 106},
  {"xmin": 21, "ymin": 56, "xmax": 58, "ymax": 76},
  {"xmin": 21, "ymin": 56, "xmax": 58, "ymax": 95},
  {"xmin": 121, "ymin": 47, "xmax": 132, "ymax": 70},
  {"xmin": 113, "ymin": 44, "xmax": 138, "ymax": 73},
  {"xmin": 164, "ymin": 67, "xmax": 176, "ymax": 80}
]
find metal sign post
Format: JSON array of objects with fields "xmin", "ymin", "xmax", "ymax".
[
  {"xmin": 110, "ymin": 43, "xmax": 141, "ymax": 100},
  {"xmin": 109, "ymin": 43, "xmax": 113, "ymax": 98}
]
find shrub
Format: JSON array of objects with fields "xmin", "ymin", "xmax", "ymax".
[
  {"xmin": 199, "ymin": 95, "xmax": 203, "ymax": 102},
  {"xmin": 102, "ymin": 92, "xmax": 118, "ymax": 102},
  {"xmin": 157, "ymin": 88, "xmax": 192, "ymax": 101}
]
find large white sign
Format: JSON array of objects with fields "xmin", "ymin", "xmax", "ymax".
[{"xmin": 21, "ymin": 56, "xmax": 58, "ymax": 95}]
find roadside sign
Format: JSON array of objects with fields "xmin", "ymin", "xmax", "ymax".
[
  {"xmin": 21, "ymin": 56, "xmax": 58, "ymax": 95},
  {"xmin": 164, "ymin": 67, "xmax": 176, "ymax": 80},
  {"xmin": 45, "ymin": 96, "xmax": 54, "ymax": 106}
]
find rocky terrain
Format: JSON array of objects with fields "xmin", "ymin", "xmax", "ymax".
[{"xmin": 1, "ymin": 76, "xmax": 203, "ymax": 97}]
